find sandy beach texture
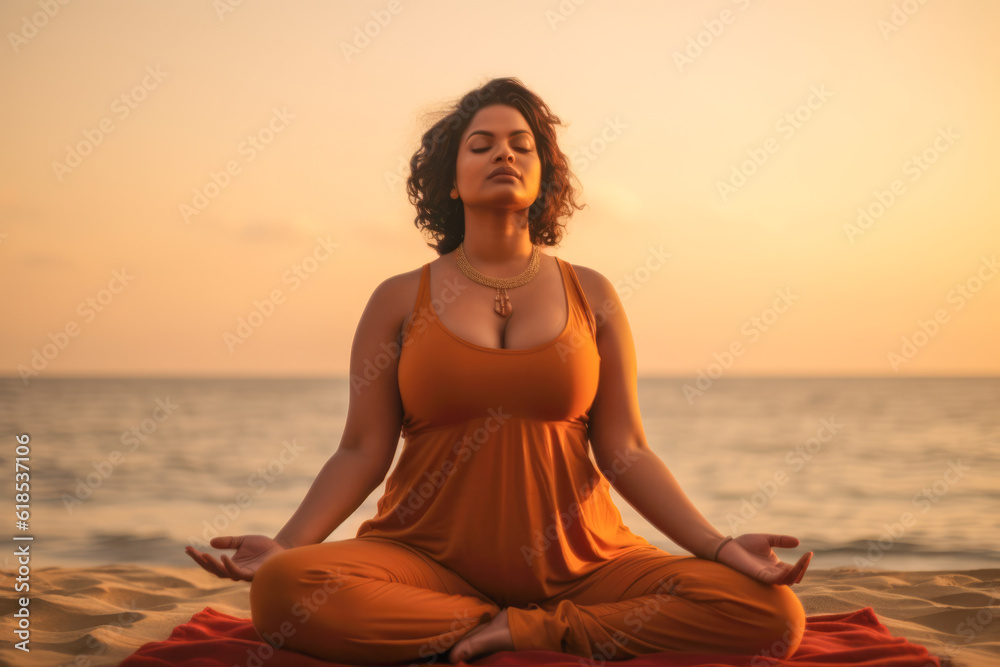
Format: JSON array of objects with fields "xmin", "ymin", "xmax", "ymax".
[{"xmin": 1, "ymin": 565, "xmax": 997, "ymax": 666}]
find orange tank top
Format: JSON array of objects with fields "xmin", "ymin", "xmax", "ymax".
[{"xmin": 355, "ymin": 256, "xmax": 652, "ymax": 606}]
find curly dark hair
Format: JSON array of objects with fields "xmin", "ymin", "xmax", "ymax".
[{"xmin": 406, "ymin": 77, "xmax": 586, "ymax": 255}]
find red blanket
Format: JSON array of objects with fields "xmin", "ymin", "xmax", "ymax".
[{"xmin": 120, "ymin": 606, "xmax": 942, "ymax": 666}]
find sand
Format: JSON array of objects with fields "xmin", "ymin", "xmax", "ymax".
[{"xmin": 1, "ymin": 565, "xmax": 997, "ymax": 667}]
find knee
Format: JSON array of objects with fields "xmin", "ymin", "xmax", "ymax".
[
  {"xmin": 251, "ymin": 548, "xmax": 297, "ymax": 600},
  {"xmin": 249, "ymin": 549, "xmax": 302, "ymax": 638},
  {"xmin": 752, "ymin": 586, "xmax": 806, "ymax": 660}
]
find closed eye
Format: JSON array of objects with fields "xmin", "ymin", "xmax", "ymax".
[{"xmin": 471, "ymin": 148, "xmax": 531, "ymax": 153}]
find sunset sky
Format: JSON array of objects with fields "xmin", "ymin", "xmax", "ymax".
[{"xmin": 2, "ymin": 0, "xmax": 997, "ymax": 378}]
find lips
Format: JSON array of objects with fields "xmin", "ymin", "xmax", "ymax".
[{"xmin": 488, "ymin": 166, "xmax": 520, "ymax": 179}]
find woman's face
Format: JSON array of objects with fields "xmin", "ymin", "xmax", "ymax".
[{"xmin": 454, "ymin": 104, "xmax": 541, "ymax": 212}]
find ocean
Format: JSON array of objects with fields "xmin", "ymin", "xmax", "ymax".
[{"xmin": 1, "ymin": 377, "xmax": 997, "ymax": 572}]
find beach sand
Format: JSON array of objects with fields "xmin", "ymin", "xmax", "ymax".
[{"xmin": 1, "ymin": 565, "xmax": 997, "ymax": 667}]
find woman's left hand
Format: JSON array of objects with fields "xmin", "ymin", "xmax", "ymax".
[{"xmin": 715, "ymin": 534, "xmax": 812, "ymax": 587}]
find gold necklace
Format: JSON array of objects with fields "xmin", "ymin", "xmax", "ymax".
[{"xmin": 455, "ymin": 242, "xmax": 541, "ymax": 317}]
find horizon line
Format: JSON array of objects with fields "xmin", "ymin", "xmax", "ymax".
[{"xmin": 2, "ymin": 373, "xmax": 998, "ymax": 381}]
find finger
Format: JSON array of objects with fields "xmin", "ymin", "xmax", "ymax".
[
  {"xmin": 794, "ymin": 553, "xmax": 812, "ymax": 584},
  {"xmin": 184, "ymin": 547, "xmax": 207, "ymax": 568},
  {"xmin": 189, "ymin": 543, "xmax": 241, "ymax": 580},
  {"xmin": 218, "ymin": 553, "xmax": 238, "ymax": 580},
  {"xmin": 768, "ymin": 535, "xmax": 800, "ymax": 549},
  {"xmin": 221, "ymin": 554, "xmax": 249, "ymax": 581},
  {"xmin": 185, "ymin": 546, "xmax": 214, "ymax": 571},
  {"xmin": 228, "ymin": 559, "xmax": 252, "ymax": 581},
  {"xmin": 784, "ymin": 552, "xmax": 810, "ymax": 587},
  {"xmin": 193, "ymin": 551, "xmax": 228, "ymax": 579},
  {"xmin": 780, "ymin": 556, "xmax": 804, "ymax": 586},
  {"xmin": 773, "ymin": 564, "xmax": 795, "ymax": 587},
  {"xmin": 766, "ymin": 565, "xmax": 794, "ymax": 587},
  {"xmin": 210, "ymin": 536, "xmax": 235, "ymax": 548},
  {"xmin": 186, "ymin": 549, "xmax": 215, "ymax": 574}
]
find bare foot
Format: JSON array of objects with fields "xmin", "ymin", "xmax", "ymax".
[{"xmin": 448, "ymin": 608, "xmax": 514, "ymax": 663}]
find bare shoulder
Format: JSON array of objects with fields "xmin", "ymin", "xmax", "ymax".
[
  {"xmin": 371, "ymin": 262, "xmax": 431, "ymax": 340},
  {"xmin": 567, "ymin": 262, "xmax": 633, "ymax": 347},
  {"xmin": 375, "ymin": 264, "xmax": 423, "ymax": 301},
  {"xmin": 568, "ymin": 262, "xmax": 620, "ymax": 314}
]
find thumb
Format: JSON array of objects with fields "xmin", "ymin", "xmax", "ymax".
[
  {"xmin": 768, "ymin": 534, "xmax": 800, "ymax": 549},
  {"xmin": 210, "ymin": 536, "xmax": 235, "ymax": 548}
]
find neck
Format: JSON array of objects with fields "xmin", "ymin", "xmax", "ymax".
[{"xmin": 459, "ymin": 209, "xmax": 534, "ymax": 274}]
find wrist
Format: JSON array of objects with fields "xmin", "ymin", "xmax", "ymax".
[
  {"xmin": 274, "ymin": 535, "xmax": 296, "ymax": 549},
  {"xmin": 708, "ymin": 535, "xmax": 734, "ymax": 561}
]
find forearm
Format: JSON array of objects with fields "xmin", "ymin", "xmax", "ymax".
[
  {"xmin": 602, "ymin": 447, "xmax": 726, "ymax": 560},
  {"xmin": 274, "ymin": 448, "xmax": 386, "ymax": 549}
]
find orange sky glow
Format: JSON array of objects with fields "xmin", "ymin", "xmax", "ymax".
[{"xmin": 2, "ymin": 0, "xmax": 997, "ymax": 379}]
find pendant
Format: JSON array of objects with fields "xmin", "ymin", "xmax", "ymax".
[{"xmin": 495, "ymin": 287, "xmax": 511, "ymax": 317}]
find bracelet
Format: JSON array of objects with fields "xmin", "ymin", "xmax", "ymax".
[{"xmin": 711, "ymin": 535, "xmax": 734, "ymax": 561}]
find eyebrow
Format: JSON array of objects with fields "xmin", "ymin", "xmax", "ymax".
[{"xmin": 465, "ymin": 129, "xmax": 533, "ymax": 143}]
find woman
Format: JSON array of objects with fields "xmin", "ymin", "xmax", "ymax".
[{"xmin": 185, "ymin": 77, "xmax": 812, "ymax": 665}]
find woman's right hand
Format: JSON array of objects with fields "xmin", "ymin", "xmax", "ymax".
[{"xmin": 185, "ymin": 535, "xmax": 288, "ymax": 582}]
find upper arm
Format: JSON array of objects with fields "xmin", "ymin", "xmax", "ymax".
[
  {"xmin": 338, "ymin": 273, "xmax": 411, "ymax": 478},
  {"xmin": 574, "ymin": 266, "xmax": 650, "ymax": 469}
]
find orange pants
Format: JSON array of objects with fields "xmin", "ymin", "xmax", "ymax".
[{"xmin": 249, "ymin": 536, "xmax": 806, "ymax": 664}]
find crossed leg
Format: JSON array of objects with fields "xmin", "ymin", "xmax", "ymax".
[
  {"xmin": 250, "ymin": 539, "xmax": 805, "ymax": 664},
  {"xmin": 504, "ymin": 545, "xmax": 807, "ymax": 660},
  {"xmin": 249, "ymin": 536, "xmax": 501, "ymax": 664}
]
